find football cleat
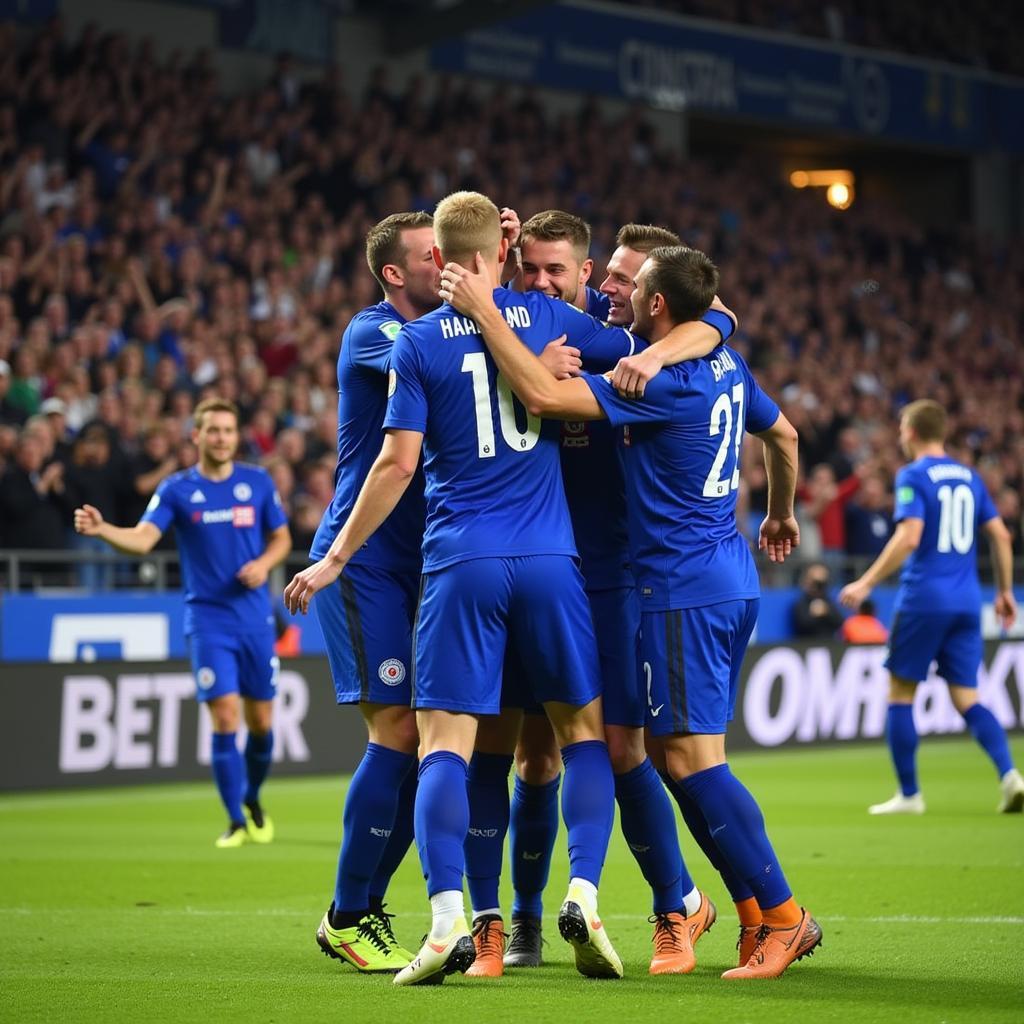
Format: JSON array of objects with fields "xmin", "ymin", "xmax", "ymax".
[
  {"xmin": 244, "ymin": 802, "xmax": 274, "ymax": 844},
  {"xmin": 394, "ymin": 918, "xmax": 476, "ymax": 986},
  {"xmin": 868, "ymin": 791, "xmax": 925, "ymax": 815},
  {"xmin": 557, "ymin": 883, "xmax": 623, "ymax": 979},
  {"xmin": 997, "ymin": 768, "xmax": 1024, "ymax": 814},
  {"xmin": 648, "ymin": 893, "xmax": 716, "ymax": 975},
  {"xmin": 737, "ymin": 924, "xmax": 762, "ymax": 968},
  {"xmin": 214, "ymin": 822, "xmax": 249, "ymax": 848},
  {"xmin": 374, "ymin": 904, "xmax": 415, "ymax": 961},
  {"xmin": 504, "ymin": 914, "xmax": 543, "ymax": 968},
  {"xmin": 316, "ymin": 909, "xmax": 410, "ymax": 972},
  {"xmin": 465, "ymin": 914, "xmax": 506, "ymax": 978},
  {"xmin": 722, "ymin": 910, "xmax": 822, "ymax": 980}
]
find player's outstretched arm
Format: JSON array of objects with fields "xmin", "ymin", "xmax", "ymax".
[
  {"xmin": 982, "ymin": 516, "xmax": 1018, "ymax": 629},
  {"xmin": 284, "ymin": 430, "xmax": 422, "ymax": 614},
  {"xmin": 440, "ymin": 254, "xmax": 603, "ymax": 420},
  {"xmin": 755, "ymin": 412, "xmax": 800, "ymax": 563},
  {"xmin": 237, "ymin": 523, "xmax": 292, "ymax": 589},
  {"xmin": 839, "ymin": 518, "xmax": 923, "ymax": 609},
  {"xmin": 73, "ymin": 504, "xmax": 162, "ymax": 555}
]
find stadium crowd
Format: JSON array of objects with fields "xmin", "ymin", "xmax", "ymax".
[{"xmin": 0, "ymin": 18, "xmax": 1021, "ymax": 584}]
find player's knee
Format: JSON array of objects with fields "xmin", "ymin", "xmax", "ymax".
[
  {"xmin": 370, "ymin": 708, "xmax": 419, "ymax": 755},
  {"xmin": 516, "ymin": 749, "xmax": 561, "ymax": 785},
  {"xmin": 207, "ymin": 699, "xmax": 240, "ymax": 733},
  {"xmin": 606, "ymin": 725, "xmax": 646, "ymax": 775},
  {"xmin": 889, "ymin": 676, "xmax": 916, "ymax": 703},
  {"xmin": 949, "ymin": 685, "xmax": 978, "ymax": 716},
  {"xmin": 663, "ymin": 735, "xmax": 724, "ymax": 780}
]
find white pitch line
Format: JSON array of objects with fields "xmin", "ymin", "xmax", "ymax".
[{"xmin": 0, "ymin": 907, "xmax": 1021, "ymax": 926}]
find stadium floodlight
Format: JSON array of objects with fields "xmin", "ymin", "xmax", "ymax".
[{"xmin": 789, "ymin": 169, "xmax": 855, "ymax": 209}]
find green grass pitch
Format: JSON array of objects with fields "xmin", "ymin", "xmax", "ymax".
[{"xmin": 2, "ymin": 738, "xmax": 1022, "ymax": 1023}]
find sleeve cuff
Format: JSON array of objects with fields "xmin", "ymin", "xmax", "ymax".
[{"xmin": 701, "ymin": 308, "xmax": 735, "ymax": 343}]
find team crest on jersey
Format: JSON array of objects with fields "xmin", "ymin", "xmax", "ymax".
[
  {"xmin": 378, "ymin": 658, "xmax": 406, "ymax": 686},
  {"xmin": 387, "ymin": 368, "xmax": 397, "ymax": 398},
  {"xmin": 380, "ymin": 321, "xmax": 402, "ymax": 342},
  {"xmin": 562, "ymin": 421, "xmax": 589, "ymax": 448},
  {"xmin": 233, "ymin": 482, "xmax": 252, "ymax": 501},
  {"xmin": 197, "ymin": 667, "xmax": 216, "ymax": 690}
]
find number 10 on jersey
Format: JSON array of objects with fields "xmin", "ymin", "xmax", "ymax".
[{"xmin": 462, "ymin": 352, "xmax": 541, "ymax": 458}]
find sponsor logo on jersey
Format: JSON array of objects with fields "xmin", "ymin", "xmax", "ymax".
[
  {"xmin": 897, "ymin": 486, "xmax": 914, "ymax": 505},
  {"xmin": 196, "ymin": 667, "xmax": 216, "ymax": 690},
  {"xmin": 189, "ymin": 489, "xmax": 206, "ymax": 503},
  {"xmin": 233, "ymin": 482, "xmax": 252, "ymax": 501},
  {"xmin": 378, "ymin": 658, "xmax": 406, "ymax": 686},
  {"xmin": 191, "ymin": 506, "xmax": 255, "ymax": 526},
  {"xmin": 232, "ymin": 505, "xmax": 255, "ymax": 527}
]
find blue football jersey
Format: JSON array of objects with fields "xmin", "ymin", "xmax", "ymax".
[
  {"xmin": 892, "ymin": 456, "xmax": 999, "ymax": 614},
  {"xmin": 585, "ymin": 345, "xmax": 780, "ymax": 611},
  {"xmin": 584, "ymin": 286, "xmax": 611, "ymax": 320},
  {"xmin": 142, "ymin": 463, "xmax": 288, "ymax": 634},
  {"xmin": 309, "ymin": 301, "xmax": 425, "ymax": 571},
  {"xmin": 560, "ymin": 305, "xmax": 736, "ymax": 591},
  {"xmin": 384, "ymin": 288, "xmax": 639, "ymax": 573}
]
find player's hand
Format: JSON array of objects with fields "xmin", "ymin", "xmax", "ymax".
[
  {"xmin": 611, "ymin": 348, "xmax": 664, "ymax": 399},
  {"xmin": 73, "ymin": 504, "xmax": 104, "ymax": 536},
  {"xmin": 994, "ymin": 590, "xmax": 1018, "ymax": 631},
  {"xmin": 538, "ymin": 334, "xmax": 581, "ymax": 380},
  {"xmin": 839, "ymin": 579, "xmax": 871, "ymax": 609},
  {"xmin": 500, "ymin": 207, "xmax": 521, "ymax": 248},
  {"xmin": 283, "ymin": 557, "xmax": 343, "ymax": 615},
  {"xmin": 439, "ymin": 253, "xmax": 496, "ymax": 321},
  {"xmin": 236, "ymin": 560, "xmax": 269, "ymax": 589},
  {"xmin": 758, "ymin": 516, "xmax": 800, "ymax": 563}
]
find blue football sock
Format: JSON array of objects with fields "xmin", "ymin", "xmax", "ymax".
[
  {"xmin": 560, "ymin": 740, "xmax": 615, "ymax": 888},
  {"xmin": 615, "ymin": 759, "xmax": 688, "ymax": 913},
  {"xmin": 369, "ymin": 758, "xmax": 417, "ymax": 907},
  {"xmin": 510, "ymin": 774, "xmax": 560, "ymax": 918},
  {"xmin": 681, "ymin": 763, "xmax": 792, "ymax": 911},
  {"xmin": 243, "ymin": 730, "xmax": 273, "ymax": 806},
  {"xmin": 887, "ymin": 703, "xmax": 919, "ymax": 796},
  {"xmin": 415, "ymin": 751, "xmax": 470, "ymax": 898},
  {"xmin": 211, "ymin": 731, "xmax": 245, "ymax": 824},
  {"xmin": 659, "ymin": 770, "xmax": 754, "ymax": 903},
  {"xmin": 465, "ymin": 752, "xmax": 513, "ymax": 915},
  {"xmin": 334, "ymin": 743, "xmax": 416, "ymax": 913},
  {"xmin": 963, "ymin": 704, "xmax": 1014, "ymax": 778}
]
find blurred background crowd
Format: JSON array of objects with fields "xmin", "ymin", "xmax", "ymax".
[{"xmin": 0, "ymin": 16, "xmax": 1020, "ymax": 589}]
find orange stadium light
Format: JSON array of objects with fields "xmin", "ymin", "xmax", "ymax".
[{"xmin": 789, "ymin": 169, "xmax": 855, "ymax": 209}]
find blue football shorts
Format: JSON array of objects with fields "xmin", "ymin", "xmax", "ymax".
[
  {"xmin": 312, "ymin": 562, "xmax": 420, "ymax": 705},
  {"xmin": 188, "ymin": 628, "xmax": 279, "ymax": 703},
  {"xmin": 414, "ymin": 554, "xmax": 601, "ymax": 715},
  {"xmin": 885, "ymin": 609, "xmax": 982, "ymax": 687},
  {"xmin": 641, "ymin": 598, "xmax": 759, "ymax": 736}
]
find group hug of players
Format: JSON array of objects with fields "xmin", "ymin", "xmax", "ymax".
[{"xmin": 74, "ymin": 190, "xmax": 1023, "ymax": 988}]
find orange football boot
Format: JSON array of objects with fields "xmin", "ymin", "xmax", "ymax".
[
  {"xmin": 465, "ymin": 915, "xmax": 506, "ymax": 978},
  {"xmin": 722, "ymin": 910, "xmax": 822, "ymax": 979},
  {"xmin": 649, "ymin": 892, "xmax": 716, "ymax": 975}
]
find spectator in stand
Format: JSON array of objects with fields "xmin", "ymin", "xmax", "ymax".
[
  {"xmin": 792, "ymin": 562, "xmax": 845, "ymax": 639},
  {"xmin": 844, "ymin": 471, "xmax": 894, "ymax": 561},
  {"xmin": 62, "ymin": 422, "xmax": 126, "ymax": 589},
  {"xmin": 840, "ymin": 598, "xmax": 889, "ymax": 645},
  {"xmin": 0, "ymin": 358, "xmax": 26, "ymax": 425},
  {"xmin": 0, "ymin": 429, "xmax": 68, "ymax": 586}
]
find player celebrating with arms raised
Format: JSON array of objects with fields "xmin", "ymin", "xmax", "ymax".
[
  {"xmin": 74, "ymin": 399, "xmax": 291, "ymax": 847},
  {"xmin": 840, "ymin": 399, "xmax": 1023, "ymax": 814}
]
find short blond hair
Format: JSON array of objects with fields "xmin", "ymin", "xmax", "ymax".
[
  {"xmin": 521, "ymin": 210, "xmax": 592, "ymax": 264},
  {"xmin": 902, "ymin": 399, "xmax": 947, "ymax": 442},
  {"xmin": 194, "ymin": 397, "xmax": 239, "ymax": 429},
  {"xmin": 434, "ymin": 191, "xmax": 502, "ymax": 263}
]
